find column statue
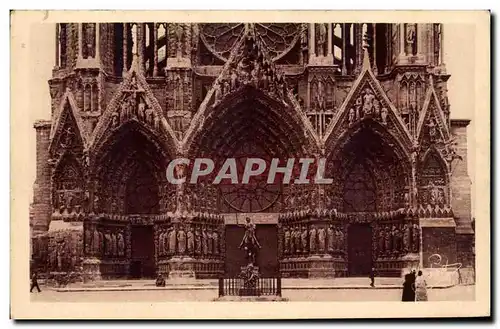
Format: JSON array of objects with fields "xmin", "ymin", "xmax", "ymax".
[
  {"xmin": 403, "ymin": 224, "xmax": 411, "ymax": 253},
  {"xmin": 327, "ymin": 225, "xmax": 334, "ymax": 252},
  {"xmin": 84, "ymin": 228, "xmax": 92, "ymax": 255},
  {"xmin": 187, "ymin": 227, "xmax": 195, "ymax": 255},
  {"xmin": 213, "ymin": 229, "xmax": 219, "ymax": 255},
  {"xmin": 284, "ymin": 228, "xmax": 290, "ymax": 254},
  {"xmin": 92, "ymin": 228, "xmax": 100, "ymax": 254},
  {"xmin": 117, "ymin": 232, "xmax": 125, "ymax": 257},
  {"xmin": 412, "ymin": 223, "xmax": 420, "ymax": 253},
  {"xmin": 391, "ymin": 226, "xmax": 400, "ymax": 252},
  {"xmin": 338, "ymin": 228, "xmax": 345, "ymax": 252},
  {"xmin": 300, "ymin": 225, "xmax": 308, "ymax": 254},
  {"xmin": 309, "ymin": 226, "xmax": 317, "ymax": 254},
  {"xmin": 317, "ymin": 227, "xmax": 326, "ymax": 253},
  {"xmin": 202, "ymin": 227, "xmax": 208, "ymax": 255},
  {"xmin": 405, "ymin": 23, "xmax": 416, "ymax": 55},
  {"xmin": 158, "ymin": 230, "xmax": 165, "ymax": 256},
  {"xmin": 207, "ymin": 228, "xmax": 214, "ymax": 255},
  {"xmin": 289, "ymin": 226, "xmax": 296, "ymax": 254},
  {"xmin": 384, "ymin": 227, "xmax": 392, "ymax": 254},
  {"xmin": 195, "ymin": 227, "xmax": 202, "ymax": 255},
  {"xmin": 316, "ymin": 23, "xmax": 327, "ymax": 57},
  {"xmin": 177, "ymin": 227, "xmax": 187, "ymax": 255},
  {"xmin": 378, "ymin": 227, "xmax": 385, "ymax": 256},
  {"xmin": 98, "ymin": 231, "xmax": 104, "ymax": 255},
  {"xmin": 168, "ymin": 226, "xmax": 177, "ymax": 254},
  {"xmin": 111, "ymin": 233, "xmax": 117, "ymax": 257}
]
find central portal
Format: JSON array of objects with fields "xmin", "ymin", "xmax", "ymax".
[
  {"xmin": 347, "ymin": 224, "xmax": 373, "ymax": 276},
  {"xmin": 130, "ymin": 226, "xmax": 155, "ymax": 278}
]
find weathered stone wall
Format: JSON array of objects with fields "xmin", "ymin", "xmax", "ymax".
[
  {"xmin": 31, "ymin": 121, "xmax": 52, "ymax": 233},
  {"xmin": 422, "ymin": 227, "xmax": 457, "ymax": 267},
  {"xmin": 31, "ymin": 23, "xmax": 474, "ymax": 281}
]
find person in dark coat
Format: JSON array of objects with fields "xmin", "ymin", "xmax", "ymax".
[
  {"xmin": 155, "ymin": 274, "xmax": 166, "ymax": 287},
  {"xmin": 369, "ymin": 267, "xmax": 376, "ymax": 287},
  {"xmin": 30, "ymin": 272, "xmax": 41, "ymax": 293},
  {"xmin": 401, "ymin": 269, "xmax": 416, "ymax": 301}
]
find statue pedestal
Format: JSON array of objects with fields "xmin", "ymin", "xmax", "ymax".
[
  {"xmin": 307, "ymin": 254, "xmax": 336, "ymax": 278},
  {"xmin": 169, "ymin": 270, "xmax": 196, "ymax": 280},
  {"xmin": 82, "ymin": 257, "xmax": 101, "ymax": 282},
  {"xmin": 400, "ymin": 253, "xmax": 420, "ymax": 277},
  {"xmin": 166, "ymin": 256, "xmax": 196, "ymax": 280},
  {"xmin": 309, "ymin": 54, "xmax": 335, "ymax": 66}
]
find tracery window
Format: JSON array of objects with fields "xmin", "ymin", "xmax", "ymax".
[
  {"xmin": 343, "ymin": 162, "xmax": 377, "ymax": 213},
  {"xmin": 125, "ymin": 164, "xmax": 160, "ymax": 214},
  {"xmin": 218, "ymin": 142, "xmax": 281, "ymax": 213},
  {"xmin": 199, "ymin": 23, "xmax": 301, "ymax": 63},
  {"xmin": 200, "ymin": 23, "xmax": 245, "ymax": 62}
]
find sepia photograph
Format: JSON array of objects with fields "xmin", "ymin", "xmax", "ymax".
[{"xmin": 10, "ymin": 10, "xmax": 490, "ymax": 319}]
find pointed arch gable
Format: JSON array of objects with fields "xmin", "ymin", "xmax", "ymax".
[
  {"xmin": 416, "ymin": 83, "xmax": 451, "ymax": 141},
  {"xmin": 417, "ymin": 147, "xmax": 450, "ymax": 207},
  {"xmin": 330, "ymin": 118, "xmax": 412, "ymax": 172},
  {"xmin": 419, "ymin": 145, "xmax": 450, "ymax": 178},
  {"xmin": 88, "ymin": 58, "xmax": 179, "ymax": 157},
  {"xmin": 323, "ymin": 54, "xmax": 413, "ymax": 155},
  {"xmin": 182, "ymin": 26, "xmax": 320, "ymax": 153},
  {"xmin": 48, "ymin": 91, "xmax": 87, "ymax": 156},
  {"xmin": 185, "ymin": 85, "xmax": 318, "ymax": 158},
  {"xmin": 92, "ymin": 120, "xmax": 171, "ymax": 174}
]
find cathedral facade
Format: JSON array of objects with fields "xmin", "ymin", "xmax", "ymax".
[{"xmin": 30, "ymin": 22, "xmax": 474, "ymax": 280}]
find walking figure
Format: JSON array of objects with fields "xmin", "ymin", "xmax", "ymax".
[
  {"xmin": 30, "ymin": 272, "xmax": 41, "ymax": 293},
  {"xmin": 415, "ymin": 270, "xmax": 429, "ymax": 301},
  {"xmin": 369, "ymin": 267, "xmax": 376, "ymax": 287}
]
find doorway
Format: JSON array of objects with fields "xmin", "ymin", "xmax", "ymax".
[
  {"xmin": 224, "ymin": 224, "xmax": 278, "ymax": 277},
  {"xmin": 347, "ymin": 224, "xmax": 373, "ymax": 276},
  {"xmin": 130, "ymin": 226, "xmax": 155, "ymax": 278}
]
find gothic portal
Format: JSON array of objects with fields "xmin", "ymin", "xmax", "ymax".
[{"xmin": 30, "ymin": 22, "xmax": 474, "ymax": 280}]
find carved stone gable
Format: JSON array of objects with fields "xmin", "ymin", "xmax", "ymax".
[
  {"xmin": 49, "ymin": 92, "xmax": 87, "ymax": 160},
  {"xmin": 183, "ymin": 25, "xmax": 320, "ymax": 152},
  {"xmin": 417, "ymin": 82, "xmax": 451, "ymax": 148},
  {"xmin": 345, "ymin": 79, "xmax": 390, "ymax": 128},
  {"xmin": 88, "ymin": 58, "xmax": 179, "ymax": 155},
  {"xmin": 109, "ymin": 73, "xmax": 161, "ymax": 132},
  {"xmin": 324, "ymin": 62, "xmax": 413, "ymax": 156}
]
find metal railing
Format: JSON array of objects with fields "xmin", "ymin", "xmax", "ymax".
[{"xmin": 218, "ymin": 277, "xmax": 282, "ymax": 297}]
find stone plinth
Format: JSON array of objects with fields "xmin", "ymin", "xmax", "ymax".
[
  {"xmin": 82, "ymin": 258, "xmax": 102, "ymax": 282},
  {"xmin": 309, "ymin": 54, "xmax": 335, "ymax": 66},
  {"xmin": 214, "ymin": 296, "xmax": 289, "ymax": 302},
  {"xmin": 306, "ymin": 254, "xmax": 336, "ymax": 278},
  {"xmin": 400, "ymin": 253, "xmax": 420, "ymax": 276},
  {"xmin": 169, "ymin": 270, "xmax": 196, "ymax": 280},
  {"xmin": 166, "ymin": 256, "xmax": 197, "ymax": 280}
]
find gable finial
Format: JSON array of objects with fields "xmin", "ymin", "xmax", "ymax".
[{"xmin": 362, "ymin": 46, "xmax": 371, "ymax": 71}]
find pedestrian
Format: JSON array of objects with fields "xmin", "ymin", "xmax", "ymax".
[
  {"xmin": 401, "ymin": 269, "xmax": 416, "ymax": 301},
  {"xmin": 30, "ymin": 271, "xmax": 41, "ymax": 293},
  {"xmin": 155, "ymin": 273, "xmax": 166, "ymax": 287},
  {"xmin": 369, "ymin": 267, "xmax": 376, "ymax": 287},
  {"xmin": 415, "ymin": 270, "xmax": 428, "ymax": 301}
]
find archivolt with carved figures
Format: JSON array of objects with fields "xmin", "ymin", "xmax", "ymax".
[
  {"xmin": 186, "ymin": 85, "xmax": 318, "ymax": 214},
  {"xmin": 92, "ymin": 121, "xmax": 172, "ymax": 216},
  {"xmin": 325, "ymin": 120, "xmax": 411, "ymax": 213}
]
